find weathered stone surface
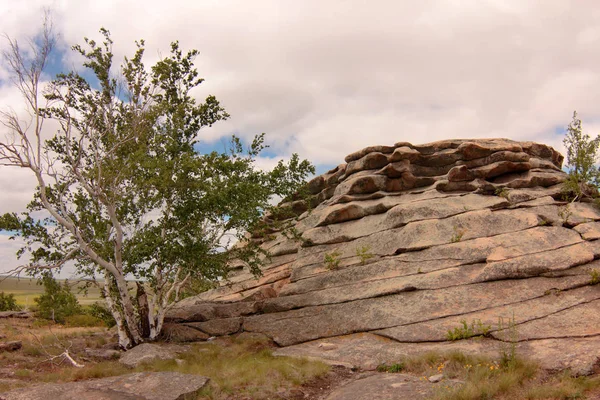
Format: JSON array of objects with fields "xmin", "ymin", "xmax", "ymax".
[
  {"xmin": 184, "ymin": 317, "xmax": 242, "ymax": 336},
  {"xmin": 119, "ymin": 343, "xmax": 189, "ymax": 368},
  {"xmin": 167, "ymin": 139, "xmax": 600, "ymax": 376},
  {"xmin": 377, "ymin": 283, "xmax": 600, "ymax": 342},
  {"xmin": 1, "ymin": 372, "xmax": 209, "ymax": 400},
  {"xmin": 160, "ymin": 323, "xmax": 210, "ymax": 342},
  {"xmin": 245, "ymin": 275, "xmax": 588, "ymax": 346},
  {"xmin": 324, "ymin": 373, "xmax": 446, "ymax": 400},
  {"xmin": 275, "ymin": 333, "xmax": 600, "ymax": 376},
  {"xmin": 574, "ymin": 221, "xmax": 600, "ymax": 240}
]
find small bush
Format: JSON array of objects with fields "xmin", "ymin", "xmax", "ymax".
[
  {"xmin": 324, "ymin": 251, "xmax": 341, "ymax": 270},
  {"xmin": 0, "ymin": 291, "xmax": 20, "ymax": 311},
  {"xmin": 447, "ymin": 319, "xmax": 491, "ymax": 341},
  {"xmin": 35, "ymin": 275, "xmax": 81, "ymax": 323},
  {"xmin": 377, "ymin": 362, "xmax": 404, "ymax": 373},
  {"xmin": 355, "ymin": 245, "xmax": 374, "ymax": 265}
]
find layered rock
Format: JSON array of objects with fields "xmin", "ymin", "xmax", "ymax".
[{"xmin": 166, "ymin": 138, "xmax": 600, "ymax": 374}]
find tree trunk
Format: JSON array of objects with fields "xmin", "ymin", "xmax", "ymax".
[{"xmin": 136, "ymin": 282, "xmax": 151, "ymax": 339}]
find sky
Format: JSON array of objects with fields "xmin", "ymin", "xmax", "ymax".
[{"xmin": 1, "ymin": 0, "xmax": 600, "ymax": 276}]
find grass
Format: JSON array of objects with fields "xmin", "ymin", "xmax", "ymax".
[
  {"xmin": 0, "ymin": 318, "xmax": 330, "ymax": 399},
  {"xmin": 446, "ymin": 319, "xmax": 492, "ymax": 341},
  {"xmin": 134, "ymin": 335, "xmax": 330, "ymax": 399},
  {"xmin": 0, "ymin": 276, "xmax": 103, "ymax": 306},
  {"xmin": 378, "ymin": 350, "xmax": 600, "ymax": 400}
]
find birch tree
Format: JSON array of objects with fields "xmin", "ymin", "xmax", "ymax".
[{"xmin": 0, "ymin": 22, "xmax": 313, "ymax": 349}]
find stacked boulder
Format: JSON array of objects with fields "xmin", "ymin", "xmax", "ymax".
[{"xmin": 166, "ymin": 138, "xmax": 600, "ymax": 374}]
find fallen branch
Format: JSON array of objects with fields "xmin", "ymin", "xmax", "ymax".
[{"xmin": 30, "ymin": 327, "xmax": 85, "ymax": 368}]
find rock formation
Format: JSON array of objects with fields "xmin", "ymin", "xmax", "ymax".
[{"xmin": 166, "ymin": 138, "xmax": 600, "ymax": 374}]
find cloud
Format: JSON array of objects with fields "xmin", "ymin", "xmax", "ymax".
[{"xmin": 1, "ymin": 1, "xmax": 600, "ymax": 271}]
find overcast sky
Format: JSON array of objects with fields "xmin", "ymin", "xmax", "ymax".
[{"xmin": 1, "ymin": 0, "xmax": 600, "ymax": 276}]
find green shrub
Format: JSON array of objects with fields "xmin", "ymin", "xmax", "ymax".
[
  {"xmin": 447, "ymin": 319, "xmax": 491, "ymax": 341},
  {"xmin": 377, "ymin": 362, "xmax": 404, "ymax": 373},
  {"xmin": 324, "ymin": 251, "xmax": 341, "ymax": 270},
  {"xmin": 355, "ymin": 245, "xmax": 374, "ymax": 265},
  {"xmin": 562, "ymin": 111, "xmax": 600, "ymax": 201},
  {"xmin": 34, "ymin": 275, "xmax": 81, "ymax": 323},
  {"xmin": 0, "ymin": 291, "xmax": 20, "ymax": 311},
  {"xmin": 86, "ymin": 302, "xmax": 116, "ymax": 328}
]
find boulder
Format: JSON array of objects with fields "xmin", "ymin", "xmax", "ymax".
[
  {"xmin": 119, "ymin": 343, "xmax": 189, "ymax": 368},
  {"xmin": 166, "ymin": 139, "xmax": 600, "ymax": 375}
]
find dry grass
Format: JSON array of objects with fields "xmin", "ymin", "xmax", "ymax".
[
  {"xmin": 383, "ymin": 350, "xmax": 600, "ymax": 400},
  {"xmin": 0, "ymin": 318, "xmax": 330, "ymax": 399},
  {"xmin": 135, "ymin": 335, "xmax": 330, "ymax": 399}
]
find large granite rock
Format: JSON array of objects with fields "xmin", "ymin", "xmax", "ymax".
[{"xmin": 166, "ymin": 139, "xmax": 600, "ymax": 374}]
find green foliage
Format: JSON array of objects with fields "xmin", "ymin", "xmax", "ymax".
[
  {"xmin": 562, "ymin": 111, "xmax": 600, "ymax": 200},
  {"xmin": 355, "ymin": 245, "xmax": 374, "ymax": 265},
  {"xmin": 494, "ymin": 187, "xmax": 510, "ymax": 200},
  {"xmin": 446, "ymin": 319, "xmax": 491, "ymax": 341},
  {"xmin": 34, "ymin": 275, "xmax": 81, "ymax": 323},
  {"xmin": 356, "ymin": 245, "xmax": 373, "ymax": 263},
  {"xmin": 0, "ymin": 292, "xmax": 20, "ymax": 311},
  {"xmin": 0, "ymin": 27, "xmax": 314, "ymax": 346},
  {"xmin": 377, "ymin": 362, "xmax": 404, "ymax": 373},
  {"xmin": 589, "ymin": 269, "xmax": 600, "ymax": 285},
  {"xmin": 497, "ymin": 313, "xmax": 519, "ymax": 368},
  {"xmin": 324, "ymin": 251, "xmax": 342, "ymax": 270},
  {"xmin": 85, "ymin": 302, "xmax": 116, "ymax": 328}
]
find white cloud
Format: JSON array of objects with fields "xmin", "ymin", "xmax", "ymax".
[{"xmin": 1, "ymin": 1, "xmax": 600, "ymax": 260}]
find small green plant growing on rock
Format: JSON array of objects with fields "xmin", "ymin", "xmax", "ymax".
[
  {"xmin": 377, "ymin": 362, "xmax": 405, "ymax": 373},
  {"xmin": 355, "ymin": 245, "xmax": 374, "ymax": 265},
  {"xmin": 589, "ymin": 269, "xmax": 600, "ymax": 285},
  {"xmin": 451, "ymin": 226, "xmax": 466, "ymax": 243},
  {"xmin": 324, "ymin": 251, "xmax": 342, "ymax": 270},
  {"xmin": 495, "ymin": 187, "xmax": 510, "ymax": 200},
  {"xmin": 446, "ymin": 319, "xmax": 491, "ymax": 341},
  {"xmin": 497, "ymin": 313, "xmax": 519, "ymax": 368}
]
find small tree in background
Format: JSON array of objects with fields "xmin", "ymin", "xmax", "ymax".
[
  {"xmin": 562, "ymin": 111, "xmax": 600, "ymax": 200},
  {"xmin": 0, "ymin": 292, "xmax": 20, "ymax": 311},
  {"xmin": 34, "ymin": 275, "xmax": 81, "ymax": 323}
]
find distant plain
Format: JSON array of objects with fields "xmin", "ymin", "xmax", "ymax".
[{"xmin": 0, "ymin": 276, "xmax": 103, "ymax": 306}]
